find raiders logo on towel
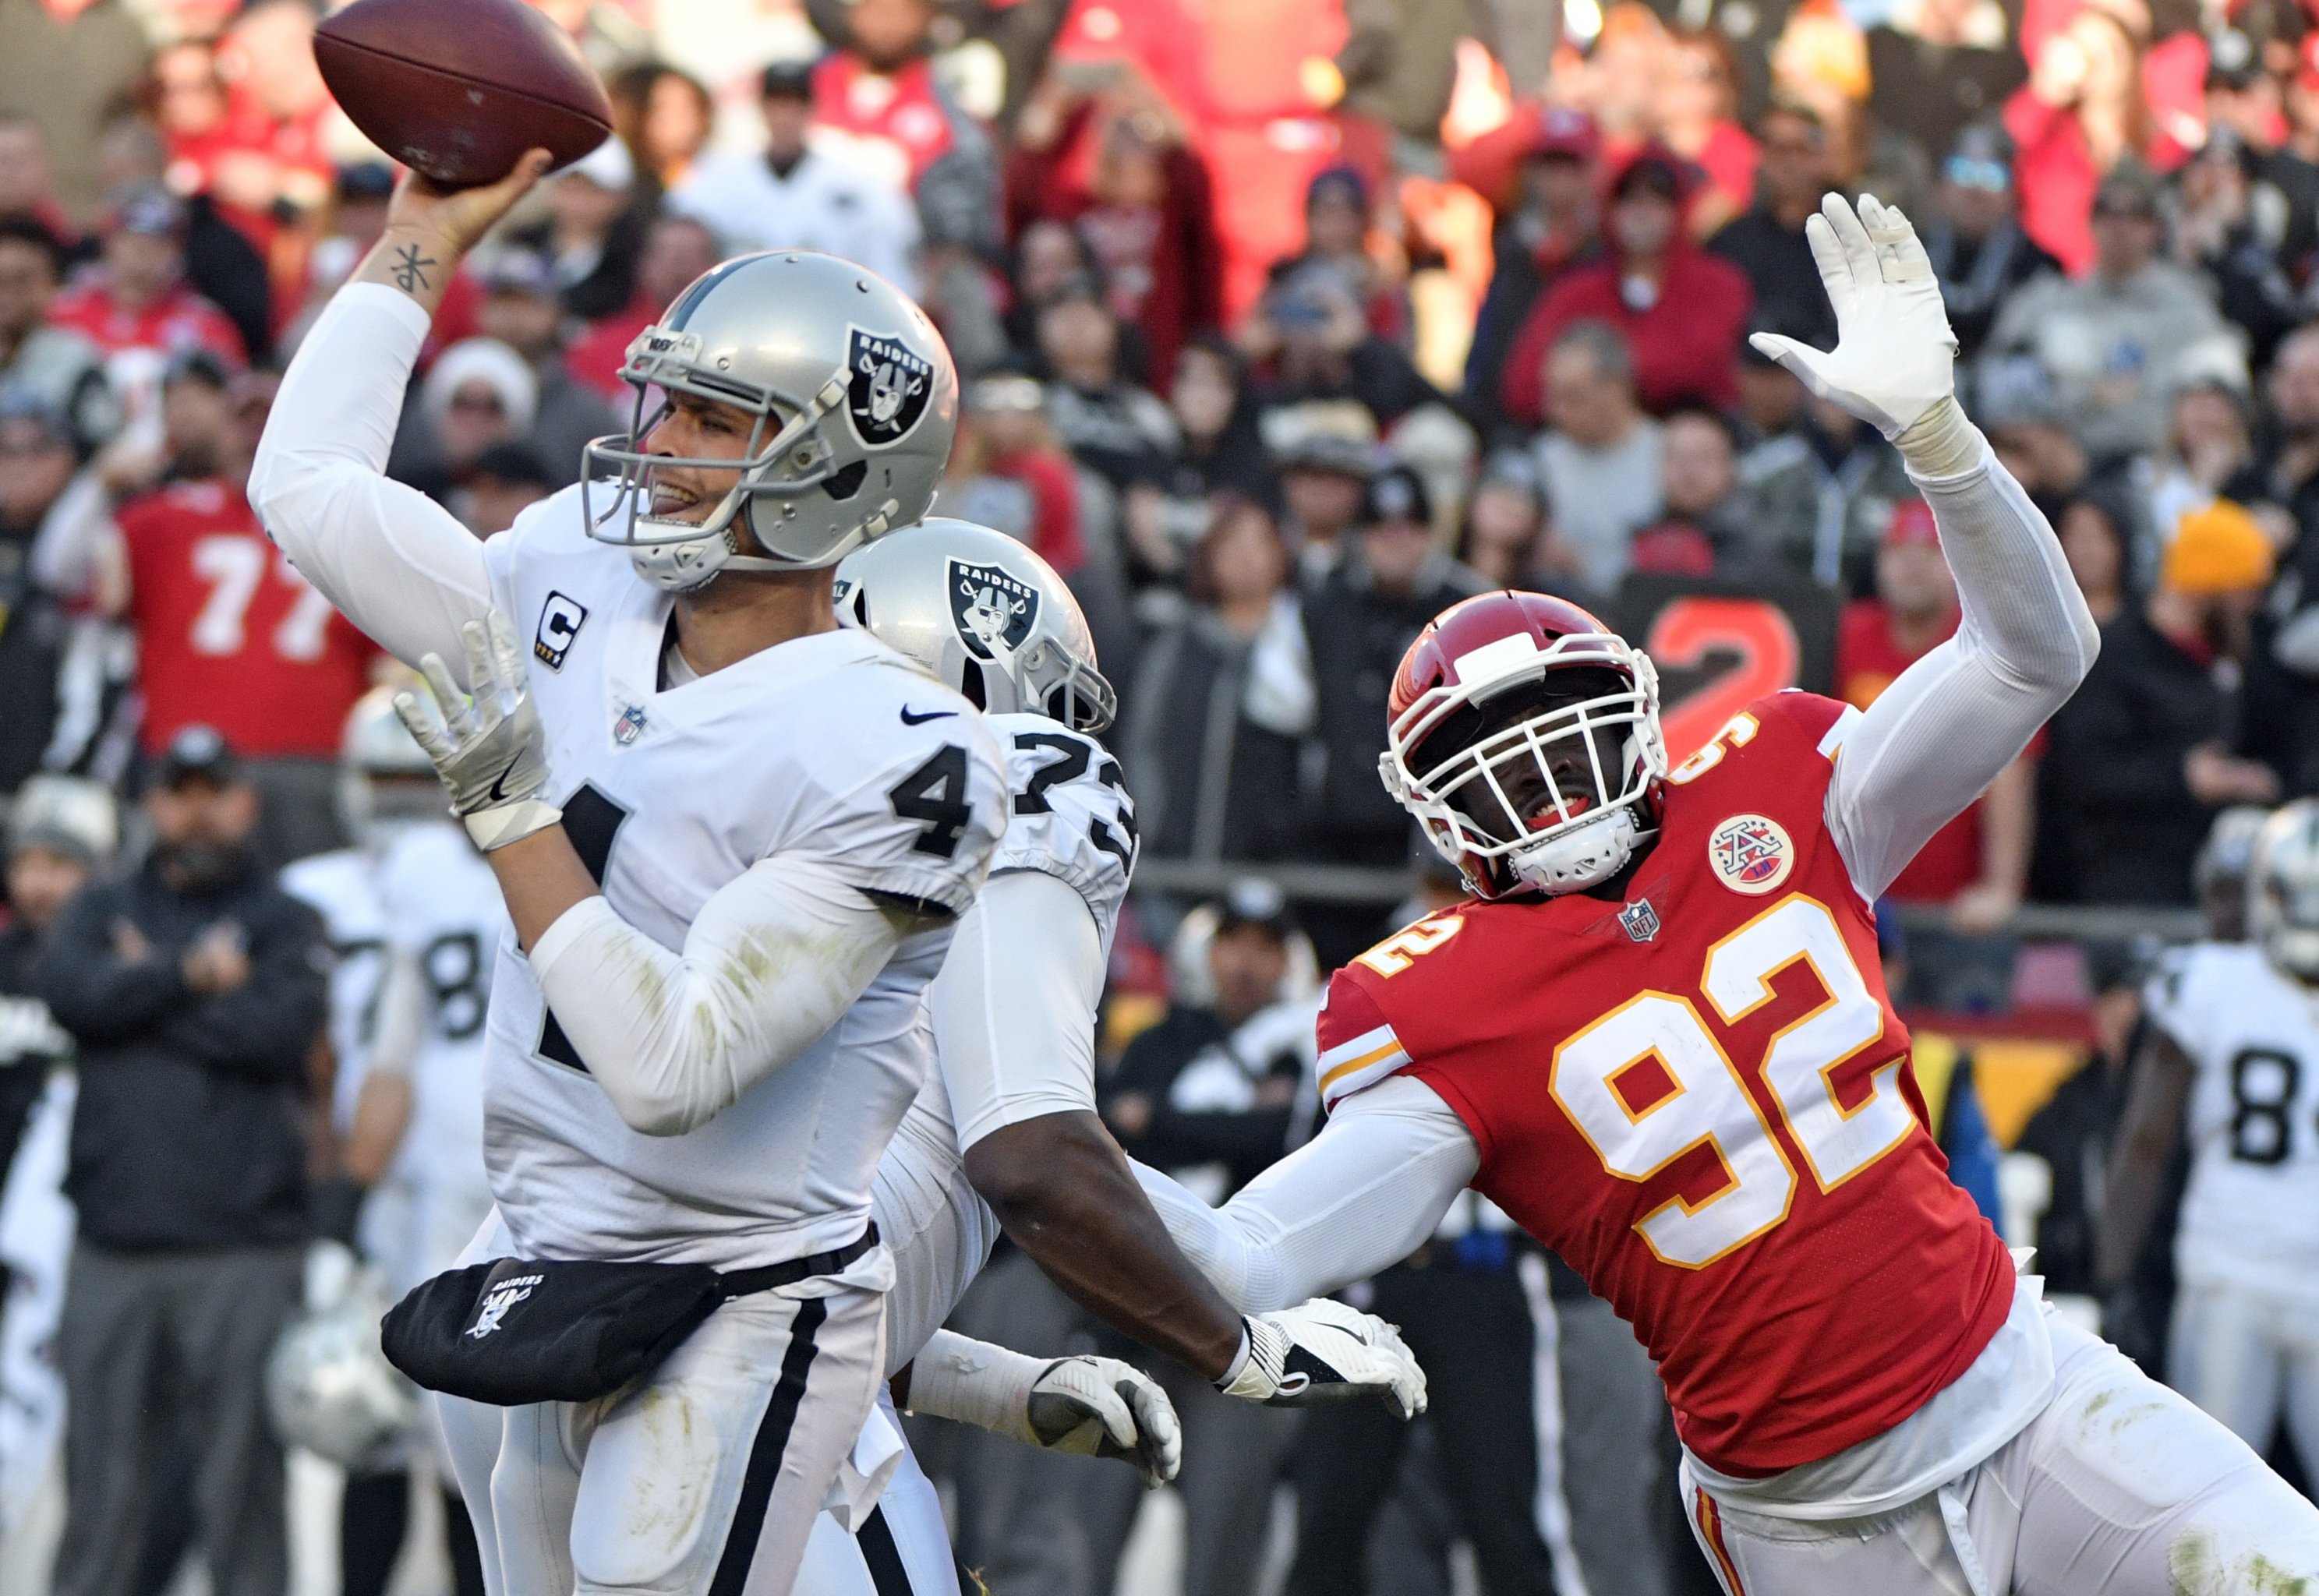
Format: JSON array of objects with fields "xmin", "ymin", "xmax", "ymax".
[
  {"xmin": 847, "ymin": 327, "xmax": 934, "ymax": 447},
  {"xmin": 949, "ymin": 558, "xmax": 1039, "ymax": 660}
]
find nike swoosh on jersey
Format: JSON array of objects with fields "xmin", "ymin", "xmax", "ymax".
[{"xmin": 900, "ymin": 707, "xmax": 957, "ymax": 725}]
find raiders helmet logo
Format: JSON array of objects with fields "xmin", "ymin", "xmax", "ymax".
[
  {"xmin": 847, "ymin": 327, "xmax": 934, "ymax": 448},
  {"xmin": 949, "ymin": 558, "xmax": 1039, "ymax": 661}
]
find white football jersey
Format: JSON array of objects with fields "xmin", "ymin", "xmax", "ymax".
[
  {"xmin": 873, "ymin": 711, "xmax": 1139, "ymax": 1368},
  {"xmin": 373, "ymin": 821, "xmax": 507, "ymax": 1294},
  {"xmin": 475, "ymin": 503, "xmax": 1006, "ymax": 1269},
  {"xmin": 280, "ymin": 847, "xmax": 388, "ymax": 1132},
  {"xmin": 2146, "ymin": 940, "xmax": 2319, "ymax": 1292}
]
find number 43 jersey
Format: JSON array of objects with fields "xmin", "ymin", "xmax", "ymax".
[
  {"xmin": 2145, "ymin": 940, "xmax": 2319, "ymax": 1297},
  {"xmin": 475, "ymin": 509, "xmax": 1006, "ymax": 1270},
  {"xmin": 1317, "ymin": 691, "xmax": 2016, "ymax": 1478}
]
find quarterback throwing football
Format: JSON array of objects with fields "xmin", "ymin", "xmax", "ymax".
[{"xmin": 1136, "ymin": 194, "xmax": 2319, "ymax": 1592}]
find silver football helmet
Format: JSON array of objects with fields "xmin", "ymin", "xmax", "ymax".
[
  {"xmin": 2195, "ymin": 804, "xmax": 2270, "ymax": 905},
  {"xmin": 338, "ymin": 683, "xmax": 442, "ymax": 849},
  {"xmin": 265, "ymin": 1247, "xmax": 415, "ymax": 1467},
  {"xmin": 834, "ymin": 517, "xmax": 1115, "ymax": 731},
  {"xmin": 2250, "ymin": 800, "xmax": 2319, "ymax": 980},
  {"xmin": 582, "ymin": 251, "xmax": 960, "ymax": 591}
]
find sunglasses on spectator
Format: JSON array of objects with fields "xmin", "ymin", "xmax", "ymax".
[{"xmin": 1943, "ymin": 156, "xmax": 2010, "ymax": 192}]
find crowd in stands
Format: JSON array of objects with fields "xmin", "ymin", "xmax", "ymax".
[{"xmin": 4, "ymin": 0, "xmax": 2319, "ymax": 1591}]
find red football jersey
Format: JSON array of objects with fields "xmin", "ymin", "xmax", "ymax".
[
  {"xmin": 1317, "ymin": 691, "xmax": 2016, "ymax": 1476},
  {"xmin": 119, "ymin": 479, "xmax": 376, "ymax": 757}
]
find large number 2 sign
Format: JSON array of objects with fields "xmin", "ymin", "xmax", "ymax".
[{"xmin": 1550, "ymin": 895, "xmax": 1911, "ymax": 1267}]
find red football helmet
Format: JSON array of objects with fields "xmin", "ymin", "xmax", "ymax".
[{"xmin": 1379, "ymin": 591, "xmax": 1667, "ymax": 899}]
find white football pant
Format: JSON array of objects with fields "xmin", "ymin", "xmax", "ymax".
[
  {"xmin": 1681, "ymin": 1313, "xmax": 2319, "ymax": 1595},
  {"xmin": 2169, "ymin": 1273, "xmax": 2319, "ymax": 1473},
  {"xmin": 434, "ymin": 1284, "xmax": 885, "ymax": 1596}
]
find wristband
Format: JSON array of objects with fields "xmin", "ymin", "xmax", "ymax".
[
  {"xmin": 1894, "ymin": 396, "xmax": 1985, "ymax": 481},
  {"xmin": 904, "ymin": 1329, "xmax": 1041, "ymax": 1444},
  {"xmin": 465, "ymin": 798, "xmax": 563, "ymax": 853}
]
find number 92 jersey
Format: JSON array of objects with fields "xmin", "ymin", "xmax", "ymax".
[
  {"xmin": 2145, "ymin": 941, "xmax": 2319, "ymax": 1295},
  {"xmin": 1315, "ymin": 692, "xmax": 2016, "ymax": 1479}
]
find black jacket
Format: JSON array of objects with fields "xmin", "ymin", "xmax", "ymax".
[
  {"xmin": 34, "ymin": 859, "xmax": 327, "ymax": 1252},
  {"xmin": 1709, "ymin": 207, "xmax": 1838, "ymax": 355},
  {"xmin": 1119, "ymin": 608, "xmax": 1306, "ymax": 863},
  {"xmin": 1104, "ymin": 1006, "xmax": 1302, "ymax": 1199},
  {"xmin": 2038, "ymin": 610, "xmax": 2234, "ymax": 905},
  {"xmin": 0, "ymin": 922, "xmax": 69, "ymax": 1199}
]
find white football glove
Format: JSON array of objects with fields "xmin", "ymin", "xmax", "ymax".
[
  {"xmin": 393, "ymin": 612, "xmax": 562, "ymax": 852},
  {"xmin": 905, "ymin": 1329, "xmax": 1182, "ymax": 1487},
  {"xmin": 1220, "ymin": 1298, "xmax": 1428, "ymax": 1418},
  {"xmin": 1748, "ymin": 192, "xmax": 1980, "ymax": 477}
]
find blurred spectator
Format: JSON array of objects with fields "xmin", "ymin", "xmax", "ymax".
[
  {"xmin": 0, "ymin": 215, "xmax": 115, "ymax": 459},
  {"xmin": 2053, "ymin": 482, "xmax": 2140, "ymax": 628},
  {"xmin": 1462, "ymin": 108, "xmax": 1602, "ymax": 429},
  {"xmin": 1039, "ymin": 277, "xmax": 1179, "ymax": 489},
  {"xmin": 1662, "ymin": 29, "xmax": 1759, "ymax": 235},
  {"xmin": 669, "ymin": 58, "xmax": 919, "ymax": 294},
  {"xmin": 469, "ymin": 250, "xmax": 616, "ymax": 488},
  {"xmin": 1983, "ymin": 162, "xmax": 2245, "ymax": 464},
  {"xmin": 1243, "ymin": 264, "xmax": 1441, "ymax": 431},
  {"xmin": 1304, "ymin": 465, "xmax": 1486, "ymax": 899},
  {"xmin": 1121, "ymin": 497, "xmax": 1313, "ymax": 863},
  {"xmin": 0, "ymin": 776, "xmax": 111, "ymax": 1188},
  {"xmin": 1265, "ymin": 405, "xmax": 1376, "ymax": 584},
  {"xmin": 1923, "ymin": 125, "xmax": 2063, "ymax": 366},
  {"xmin": 2013, "ymin": 941, "xmax": 2145, "ymax": 1300},
  {"xmin": 288, "ymin": 161, "xmax": 396, "ymax": 349},
  {"xmin": 606, "ymin": 61, "xmax": 714, "ymax": 197},
  {"xmin": 0, "ymin": 395, "xmax": 95, "ymax": 792},
  {"xmin": 943, "ymin": 372, "xmax": 1089, "ymax": 578},
  {"xmin": 1866, "ymin": 0, "xmax": 2029, "ymax": 162},
  {"xmin": 1528, "ymin": 322, "xmax": 1663, "ymax": 598},
  {"xmin": 0, "ymin": 111, "xmax": 73, "ymax": 243},
  {"xmin": 2003, "ymin": 0, "xmax": 2156, "ymax": 275},
  {"xmin": 1003, "ymin": 219, "xmax": 1108, "ymax": 362},
  {"xmin": 158, "ymin": 6, "xmax": 334, "ymax": 277},
  {"xmin": 1635, "ymin": 406, "xmax": 1752, "ymax": 576},
  {"xmin": 563, "ymin": 210, "xmax": 719, "ymax": 401},
  {"xmin": 1262, "ymin": 166, "xmax": 1409, "ymax": 349},
  {"xmin": 88, "ymin": 114, "xmax": 272, "ymax": 367},
  {"xmin": 2041, "ymin": 500, "xmax": 2279, "ymax": 903},
  {"xmin": 511, "ymin": 137, "xmax": 646, "ymax": 323},
  {"xmin": 113, "ymin": 371, "xmax": 374, "ymax": 866},
  {"xmin": 397, "ymin": 337, "xmax": 538, "ymax": 503},
  {"xmin": 1979, "ymin": 362, "xmax": 2092, "ymax": 503},
  {"xmin": 1006, "ymin": 59, "xmax": 1223, "ymax": 389},
  {"xmin": 94, "ymin": 344, "xmax": 231, "ymax": 503},
  {"xmin": 2147, "ymin": 378, "xmax": 2250, "ymax": 551},
  {"xmin": 1709, "ymin": 103, "xmax": 1841, "ymax": 357},
  {"xmin": 452, "ymin": 441, "xmax": 553, "ymax": 538},
  {"xmin": 0, "ymin": 0, "xmax": 149, "ymax": 222},
  {"xmin": 1124, "ymin": 337, "xmax": 1270, "ymax": 589},
  {"xmin": 1500, "ymin": 147, "xmax": 1753, "ymax": 425},
  {"xmin": 37, "ymin": 725, "xmax": 323, "ymax": 1596},
  {"xmin": 1839, "ymin": 500, "xmax": 2034, "ymax": 932},
  {"xmin": 1457, "ymin": 450, "xmax": 1554, "ymax": 589}
]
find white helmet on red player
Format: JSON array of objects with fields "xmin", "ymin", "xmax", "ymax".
[{"xmin": 1379, "ymin": 591, "xmax": 1667, "ymax": 899}]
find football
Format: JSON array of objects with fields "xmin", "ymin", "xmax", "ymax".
[{"xmin": 313, "ymin": 0, "xmax": 613, "ymax": 188}]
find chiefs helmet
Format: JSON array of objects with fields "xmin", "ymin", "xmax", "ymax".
[{"xmin": 1379, "ymin": 592, "xmax": 1667, "ymax": 899}]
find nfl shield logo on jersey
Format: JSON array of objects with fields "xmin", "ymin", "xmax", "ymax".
[
  {"xmin": 1708, "ymin": 814, "xmax": 1794, "ymax": 895},
  {"xmin": 949, "ymin": 559, "xmax": 1039, "ymax": 661},
  {"xmin": 614, "ymin": 704, "xmax": 648, "ymax": 745},
  {"xmin": 847, "ymin": 327, "xmax": 934, "ymax": 448},
  {"xmin": 1619, "ymin": 899, "xmax": 1661, "ymax": 942}
]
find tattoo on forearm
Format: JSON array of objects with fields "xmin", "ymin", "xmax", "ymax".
[{"xmin": 390, "ymin": 243, "xmax": 437, "ymax": 295}]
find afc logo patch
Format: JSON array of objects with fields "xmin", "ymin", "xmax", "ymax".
[
  {"xmin": 1707, "ymin": 813, "xmax": 1794, "ymax": 895},
  {"xmin": 949, "ymin": 558, "xmax": 1038, "ymax": 660},
  {"xmin": 847, "ymin": 327, "xmax": 934, "ymax": 448},
  {"xmin": 534, "ymin": 591, "xmax": 589, "ymax": 670}
]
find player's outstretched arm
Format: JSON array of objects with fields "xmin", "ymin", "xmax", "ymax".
[
  {"xmin": 249, "ymin": 154, "xmax": 553, "ymax": 678},
  {"xmin": 900, "ymin": 1329, "xmax": 1182, "ymax": 1487},
  {"xmin": 1752, "ymin": 193, "xmax": 2099, "ymax": 900},
  {"xmin": 1130, "ymin": 1074, "xmax": 1480, "ymax": 1313},
  {"xmin": 394, "ymin": 616, "xmax": 921, "ymax": 1135}
]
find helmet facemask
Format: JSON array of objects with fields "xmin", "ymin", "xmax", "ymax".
[
  {"xmin": 1384, "ymin": 655, "xmax": 1667, "ymax": 899},
  {"xmin": 2257, "ymin": 862, "xmax": 2319, "ymax": 979}
]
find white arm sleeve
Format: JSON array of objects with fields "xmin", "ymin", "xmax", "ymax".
[
  {"xmin": 1826, "ymin": 439, "xmax": 2098, "ymax": 899},
  {"xmin": 361, "ymin": 947, "xmax": 427, "ymax": 1082},
  {"xmin": 932, "ymin": 869, "xmax": 1104, "ymax": 1151},
  {"xmin": 527, "ymin": 856, "xmax": 907, "ymax": 1136},
  {"xmin": 1130, "ymin": 1074, "xmax": 1479, "ymax": 1312},
  {"xmin": 247, "ymin": 283, "xmax": 493, "ymax": 672}
]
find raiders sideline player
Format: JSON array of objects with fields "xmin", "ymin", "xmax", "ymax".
[
  {"xmin": 253, "ymin": 154, "xmax": 1413, "ymax": 1596},
  {"xmin": 791, "ymin": 521, "xmax": 1428, "ymax": 1592}
]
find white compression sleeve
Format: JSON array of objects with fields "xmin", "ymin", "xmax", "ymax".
[
  {"xmin": 1130, "ymin": 1074, "xmax": 1479, "ymax": 1313},
  {"xmin": 1826, "ymin": 435, "xmax": 2098, "ymax": 899},
  {"xmin": 527, "ymin": 856, "xmax": 907, "ymax": 1135},
  {"xmin": 249, "ymin": 283, "xmax": 493, "ymax": 673},
  {"xmin": 931, "ymin": 869, "xmax": 1105, "ymax": 1151}
]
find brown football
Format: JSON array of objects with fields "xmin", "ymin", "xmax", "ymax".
[{"xmin": 313, "ymin": 0, "xmax": 613, "ymax": 188}]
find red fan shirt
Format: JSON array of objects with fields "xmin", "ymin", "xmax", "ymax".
[
  {"xmin": 118, "ymin": 478, "xmax": 376, "ymax": 757},
  {"xmin": 1314, "ymin": 692, "xmax": 2016, "ymax": 1476}
]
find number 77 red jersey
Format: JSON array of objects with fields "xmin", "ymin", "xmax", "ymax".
[{"xmin": 1317, "ymin": 690, "xmax": 2015, "ymax": 1478}]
